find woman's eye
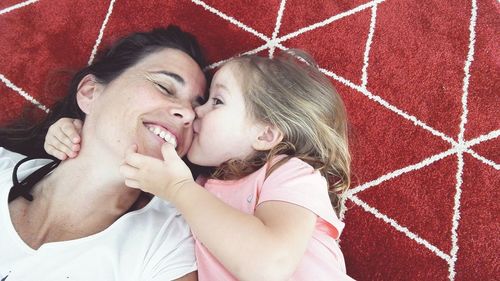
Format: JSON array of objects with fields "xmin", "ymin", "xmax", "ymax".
[
  {"xmin": 211, "ymin": 97, "xmax": 223, "ymax": 105},
  {"xmin": 155, "ymin": 83, "xmax": 174, "ymax": 96}
]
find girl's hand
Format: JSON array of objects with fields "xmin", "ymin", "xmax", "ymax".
[
  {"xmin": 120, "ymin": 143, "xmax": 194, "ymax": 201},
  {"xmin": 44, "ymin": 118, "xmax": 82, "ymax": 160}
]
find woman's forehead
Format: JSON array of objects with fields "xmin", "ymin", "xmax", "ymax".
[
  {"xmin": 137, "ymin": 48, "xmax": 202, "ymax": 74},
  {"xmin": 136, "ymin": 48, "xmax": 206, "ymax": 92}
]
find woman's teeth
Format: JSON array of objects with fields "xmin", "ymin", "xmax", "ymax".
[{"xmin": 148, "ymin": 126, "xmax": 177, "ymax": 148}]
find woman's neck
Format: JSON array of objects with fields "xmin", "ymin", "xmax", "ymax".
[
  {"xmin": 11, "ymin": 149, "xmax": 145, "ymax": 248},
  {"xmin": 40, "ymin": 151, "xmax": 141, "ymax": 217}
]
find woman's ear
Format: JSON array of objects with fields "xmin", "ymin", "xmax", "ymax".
[
  {"xmin": 76, "ymin": 74, "xmax": 101, "ymax": 114},
  {"xmin": 252, "ymin": 125, "xmax": 284, "ymax": 151}
]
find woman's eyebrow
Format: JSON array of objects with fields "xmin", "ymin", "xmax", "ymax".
[{"xmin": 151, "ymin": 71, "xmax": 185, "ymax": 85}]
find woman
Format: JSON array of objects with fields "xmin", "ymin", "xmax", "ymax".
[{"xmin": 0, "ymin": 25, "xmax": 207, "ymax": 280}]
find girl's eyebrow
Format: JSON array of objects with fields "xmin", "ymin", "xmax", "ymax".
[
  {"xmin": 214, "ymin": 83, "xmax": 229, "ymax": 92},
  {"xmin": 150, "ymin": 71, "xmax": 185, "ymax": 85}
]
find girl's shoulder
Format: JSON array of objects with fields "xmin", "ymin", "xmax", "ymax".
[
  {"xmin": 266, "ymin": 155, "xmax": 319, "ymax": 179},
  {"xmin": 259, "ymin": 156, "xmax": 344, "ymax": 237},
  {"xmin": 258, "ymin": 156, "xmax": 327, "ymax": 194},
  {"xmin": 201, "ymin": 156, "xmax": 318, "ymax": 188}
]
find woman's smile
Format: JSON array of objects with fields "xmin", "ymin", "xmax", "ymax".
[{"xmin": 146, "ymin": 123, "xmax": 178, "ymax": 148}]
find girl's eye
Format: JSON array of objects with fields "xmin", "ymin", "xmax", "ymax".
[
  {"xmin": 155, "ymin": 83, "xmax": 174, "ymax": 96},
  {"xmin": 211, "ymin": 97, "xmax": 223, "ymax": 105}
]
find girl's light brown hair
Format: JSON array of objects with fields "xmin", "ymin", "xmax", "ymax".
[{"xmin": 211, "ymin": 50, "xmax": 351, "ymax": 214}]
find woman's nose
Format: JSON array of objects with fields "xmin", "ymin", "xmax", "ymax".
[{"xmin": 171, "ymin": 104, "xmax": 195, "ymax": 126}]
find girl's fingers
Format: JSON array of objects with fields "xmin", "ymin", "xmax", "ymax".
[
  {"xmin": 70, "ymin": 143, "xmax": 81, "ymax": 153},
  {"xmin": 51, "ymin": 127, "xmax": 77, "ymax": 151},
  {"xmin": 44, "ymin": 143, "xmax": 69, "ymax": 160},
  {"xmin": 44, "ymin": 133, "xmax": 74, "ymax": 158},
  {"xmin": 124, "ymin": 179, "xmax": 141, "ymax": 189},
  {"xmin": 119, "ymin": 164, "xmax": 139, "ymax": 179},
  {"xmin": 44, "ymin": 118, "xmax": 82, "ymax": 159},
  {"xmin": 73, "ymin": 119, "xmax": 83, "ymax": 133},
  {"xmin": 121, "ymin": 163, "xmax": 142, "ymax": 189},
  {"xmin": 124, "ymin": 145, "xmax": 146, "ymax": 168},
  {"xmin": 160, "ymin": 142, "xmax": 178, "ymax": 160},
  {"xmin": 48, "ymin": 135, "xmax": 77, "ymax": 158},
  {"xmin": 60, "ymin": 122, "xmax": 81, "ymax": 146}
]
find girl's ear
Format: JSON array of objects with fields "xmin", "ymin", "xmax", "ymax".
[
  {"xmin": 252, "ymin": 125, "xmax": 284, "ymax": 151},
  {"xmin": 76, "ymin": 74, "xmax": 101, "ymax": 114}
]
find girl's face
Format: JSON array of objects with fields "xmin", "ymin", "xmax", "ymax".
[{"xmin": 188, "ymin": 62, "xmax": 263, "ymax": 167}]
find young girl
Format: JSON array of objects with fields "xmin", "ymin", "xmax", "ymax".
[{"xmin": 46, "ymin": 50, "xmax": 353, "ymax": 280}]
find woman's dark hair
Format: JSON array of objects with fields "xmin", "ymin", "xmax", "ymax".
[{"xmin": 0, "ymin": 25, "xmax": 206, "ymax": 158}]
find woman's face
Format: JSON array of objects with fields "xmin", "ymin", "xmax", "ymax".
[{"xmin": 82, "ymin": 48, "xmax": 206, "ymax": 160}]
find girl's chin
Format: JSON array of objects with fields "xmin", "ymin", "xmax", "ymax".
[
  {"xmin": 186, "ymin": 149, "xmax": 202, "ymax": 164},
  {"xmin": 186, "ymin": 151, "xmax": 195, "ymax": 162}
]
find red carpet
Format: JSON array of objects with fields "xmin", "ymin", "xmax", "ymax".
[{"xmin": 0, "ymin": 1, "xmax": 498, "ymax": 280}]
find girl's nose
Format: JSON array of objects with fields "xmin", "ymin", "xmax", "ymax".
[{"xmin": 194, "ymin": 103, "xmax": 206, "ymax": 118}]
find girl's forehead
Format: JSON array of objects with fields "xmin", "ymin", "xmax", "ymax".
[
  {"xmin": 216, "ymin": 62, "xmax": 233, "ymax": 73},
  {"xmin": 209, "ymin": 63, "xmax": 247, "ymax": 95},
  {"xmin": 215, "ymin": 61, "xmax": 244, "ymax": 80}
]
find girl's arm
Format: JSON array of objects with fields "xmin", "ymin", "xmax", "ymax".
[
  {"xmin": 176, "ymin": 182, "xmax": 316, "ymax": 281},
  {"xmin": 121, "ymin": 143, "xmax": 317, "ymax": 281},
  {"xmin": 44, "ymin": 118, "xmax": 82, "ymax": 160}
]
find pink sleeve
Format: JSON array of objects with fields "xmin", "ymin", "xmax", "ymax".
[{"xmin": 257, "ymin": 158, "xmax": 344, "ymax": 238}]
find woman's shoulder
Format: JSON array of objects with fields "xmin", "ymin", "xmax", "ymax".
[
  {"xmin": 136, "ymin": 197, "xmax": 192, "ymax": 235},
  {"xmin": 0, "ymin": 147, "xmax": 52, "ymax": 194},
  {"xmin": 0, "ymin": 147, "xmax": 26, "ymax": 170},
  {"xmin": 0, "ymin": 147, "xmax": 29, "ymax": 176},
  {"xmin": 0, "ymin": 147, "xmax": 52, "ymax": 172},
  {"xmin": 103, "ymin": 198, "xmax": 193, "ymax": 254}
]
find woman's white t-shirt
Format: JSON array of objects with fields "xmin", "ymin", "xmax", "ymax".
[{"xmin": 0, "ymin": 147, "xmax": 196, "ymax": 281}]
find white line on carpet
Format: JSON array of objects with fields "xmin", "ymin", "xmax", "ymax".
[
  {"xmin": 204, "ymin": 43, "xmax": 272, "ymax": 70},
  {"xmin": 0, "ymin": 73, "xmax": 49, "ymax": 113},
  {"xmin": 340, "ymin": 129, "xmax": 499, "ymax": 219},
  {"xmin": 449, "ymin": 0, "xmax": 478, "ymax": 279},
  {"xmin": 348, "ymin": 194, "xmax": 452, "ymax": 263},
  {"xmin": 467, "ymin": 149, "xmax": 500, "ymax": 169},
  {"xmin": 361, "ymin": 4, "xmax": 378, "ymax": 88},
  {"xmin": 268, "ymin": 0, "xmax": 287, "ymax": 58},
  {"xmin": 0, "ymin": 0, "xmax": 39, "ymax": 16},
  {"xmin": 465, "ymin": 130, "xmax": 500, "ymax": 170},
  {"xmin": 88, "ymin": 0, "xmax": 118, "ymax": 65},
  {"xmin": 465, "ymin": 129, "xmax": 500, "ymax": 147},
  {"xmin": 277, "ymin": 0, "xmax": 386, "ymax": 44},
  {"xmin": 319, "ymin": 67, "xmax": 458, "ymax": 145},
  {"xmin": 449, "ymin": 152, "xmax": 464, "ymax": 281},
  {"xmin": 197, "ymin": 0, "xmax": 443, "ymax": 150},
  {"xmin": 345, "ymin": 147, "xmax": 458, "ymax": 198},
  {"xmin": 191, "ymin": 0, "xmax": 270, "ymax": 42}
]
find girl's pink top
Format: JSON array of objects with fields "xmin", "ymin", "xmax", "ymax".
[{"xmin": 196, "ymin": 157, "xmax": 354, "ymax": 280}]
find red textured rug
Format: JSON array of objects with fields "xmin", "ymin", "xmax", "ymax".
[{"xmin": 0, "ymin": 1, "xmax": 498, "ymax": 280}]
